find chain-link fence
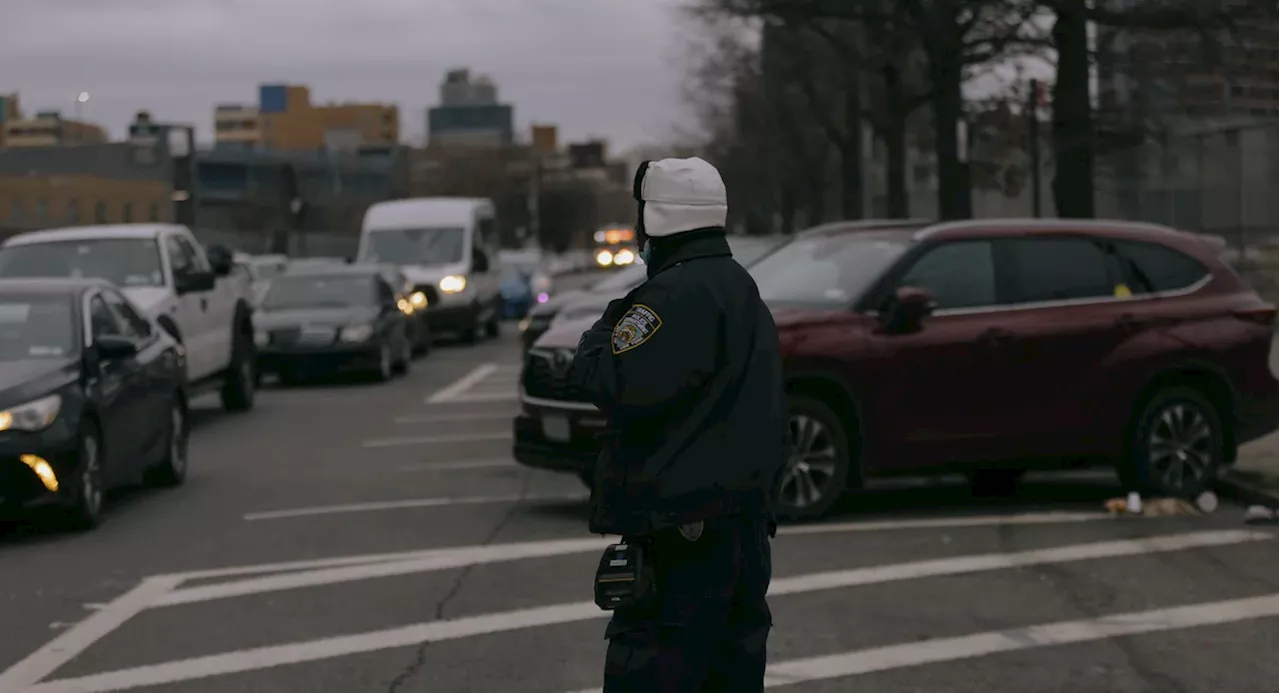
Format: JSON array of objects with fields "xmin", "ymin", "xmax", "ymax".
[{"xmin": 1096, "ymin": 119, "xmax": 1278, "ymax": 298}]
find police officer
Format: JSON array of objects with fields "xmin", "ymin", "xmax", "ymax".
[{"xmin": 571, "ymin": 157, "xmax": 786, "ymax": 692}]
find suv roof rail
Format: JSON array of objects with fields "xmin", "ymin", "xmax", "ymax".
[
  {"xmin": 913, "ymin": 218, "xmax": 1182, "ymax": 241},
  {"xmin": 800, "ymin": 218, "xmax": 934, "ymax": 237}
]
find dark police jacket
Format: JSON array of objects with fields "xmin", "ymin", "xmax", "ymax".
[{"xmin": 570, "ymin": 229, "xmax": 787, "ymax": 537}]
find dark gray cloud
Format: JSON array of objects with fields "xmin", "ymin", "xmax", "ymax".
[{"xmin": 2, "ymin": 0, "xmax": 690, "ymax": 149}]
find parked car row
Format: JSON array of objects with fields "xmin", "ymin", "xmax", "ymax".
[
  {"xmin": 0, "ymin": 196, "xmax": 540, "ymax": 530},
  {"xmin": 512, "ymin": 219, "xmax": 1279, "ymax": 520}
]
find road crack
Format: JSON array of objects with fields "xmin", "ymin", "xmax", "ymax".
[{"xmin": 386, "ymin": 470, "xmax": 535, "ymax": 692}]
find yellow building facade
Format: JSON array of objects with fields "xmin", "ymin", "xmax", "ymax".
[
  {"xmin": 214, "ymin": 84, "xmax": 399, "ymax": 151},
  {"xmin": 0, "ymin": 174, "xmax": 169, "ymax": 230}
]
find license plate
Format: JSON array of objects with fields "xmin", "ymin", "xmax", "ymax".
[{"xmin": 542, "ymin": 415, "xmax": 570, "ymax": 441}]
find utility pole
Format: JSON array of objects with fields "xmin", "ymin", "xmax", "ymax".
[{"xmin": 1028, "ymin": 79, "xmax": 1043, "ymax": 218}]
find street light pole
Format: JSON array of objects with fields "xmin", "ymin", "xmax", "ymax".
[{"xmin": 74, "ymin": 92, "xmax": 90, "ymax": 144}]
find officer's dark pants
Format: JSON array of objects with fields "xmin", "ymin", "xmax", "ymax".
[{"xmin": 603, "ymin": 517, "xmax": 772, "ymax": 692}]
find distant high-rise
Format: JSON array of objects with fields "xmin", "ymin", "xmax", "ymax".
[
  {"xmin": 1096, "ymin": 12, "xmax": 1278, "ymax": 123},
  {"xmin": 427, "ymin": 69, "xmax": 514, "ymax": 147}
]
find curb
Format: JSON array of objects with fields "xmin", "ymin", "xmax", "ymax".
[{"xmin": 1214, "ymin": 470, "xmax": 1279, "ymax": 510}]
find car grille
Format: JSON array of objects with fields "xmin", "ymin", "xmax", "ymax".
[
  {"xmin": 270, "ymin": 327, "xmax": 336, "ymax": 347},
  {"xmin": 523, "ymin": 348, "xmax": 585, "ymax": 402}
]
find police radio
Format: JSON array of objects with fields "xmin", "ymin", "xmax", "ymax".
[{"xmin": 593, "ymin": 542, "xmax": 654, "ymax": 611}]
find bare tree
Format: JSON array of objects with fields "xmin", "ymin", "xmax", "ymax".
[{"xmin": 700, "ymin": 0, "xmax": 1042, "ymax": 220}]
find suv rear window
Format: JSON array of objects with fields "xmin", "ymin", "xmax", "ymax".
[
  {"xmin": 1107, "ymin": 240, "xmax": 1210, "ymax": 293},
  {"xmin": 1005, "ymin": 237, "xmax": 1117, "ymax": 303}
]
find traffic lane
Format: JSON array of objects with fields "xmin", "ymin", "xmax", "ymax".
[
  {"xmin": 46, "ymin": 517, "xmax": 1276, "ymax": 691},
  {"xmin": 53, "ymin": 513, "xmax": 1273, "ymax": 672},
  {"xmin": 0, "ymin": 343, "xmax": 512, "ymax": 671}
]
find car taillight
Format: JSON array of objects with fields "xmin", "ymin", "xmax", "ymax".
[{"xmin": 1231, "ymin": 306, "xmax": 1277, "ymax": 325}]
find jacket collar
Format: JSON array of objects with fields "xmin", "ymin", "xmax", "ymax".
[{"xmin": 646, "ymin": 227, "xmax": 731, "ymax": 278}]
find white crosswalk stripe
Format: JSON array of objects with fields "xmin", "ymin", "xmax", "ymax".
[
  {"xmin": 1, "ymin": 519, "xmax": 1273, "ymax": 693},
  {"xmin": 426, "ymin": 363, "xmax": 522, "ymax": 403}
]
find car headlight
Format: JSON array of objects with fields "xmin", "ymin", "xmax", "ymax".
[
  {"xmin": 409, "ymin": 291, "xmax": 428, "ymax": 308},
  {"xmin": 340, "ymin": 324, "xmax": 375, "ymax": 343},
  {"xmin": 596, "ymin": 250, "xmax": 613, "ymax": 266},
  {"xmin": 0, "ymin": 394, "xmax": 62, "ymax": 433},
  {"xmin": 439, "ymin": 275, "xmax": 467, "ymax": 293},
  {"xmin": 614, "ymin": 249, "xmax": 635, "ymax": 265},
  {"xmin": 254, "ymin": 330, "xmax": 269, "ymax": 347}
]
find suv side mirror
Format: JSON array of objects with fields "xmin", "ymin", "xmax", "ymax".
[
  {"xmin": 472, "ymin": 247, "xmax": 490, "ymax": 273},
  {"xmin": 94, "ymin": 334, "xmax": 138, "ymax": 360},
  {"xmin": 175, "ymin": 269, "xmax": 216, "ymax": 294},
  {"xmin": 207, "ymin": 245, "xmax": 234, "ymax": 276},
  {"xmin": 880, "ymin": 286, "xmax": 936, "ymax": 333}
]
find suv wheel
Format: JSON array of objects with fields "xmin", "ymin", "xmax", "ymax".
[
  {"xmin": 777, "ymin": 395, "xmax": 853, "ymax": 521},
  {"xmin": 220, "ymin": 329, "xmax": 256, "ymax": 412},
  {"xmin": 1124, "ymin": 386, "xmax": 1223, "ymax": 498}
]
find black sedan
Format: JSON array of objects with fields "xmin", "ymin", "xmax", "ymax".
[
  {"xmin": 253, "ymin": 266, "xmax": 414, "ymax": 383},
  {"xmin": 0, "ymin": 279, "xmax": 189, "ymax": 530}
]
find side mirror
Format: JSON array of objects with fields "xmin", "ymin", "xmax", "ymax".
[
  {"xmin": 472, "ymin": 248, "xmax": 490, "ymax": 273},
  {"xmin": 94, "ymin": 334, "xmax": 138, "ymax": 360},
  {"xmin": 880, "ymin": 286, "xmax": 937, "ymax": 333},
  {"xmin": 175, "ymin": 269, "xmax": 216, "ymax": 294},
  {"xmin": 207, "ymin": 245, "xmax": 234, "ymax": 276}
]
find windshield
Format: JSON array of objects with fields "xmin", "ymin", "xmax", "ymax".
[
  {"xmin": 262, "ymin": 275, "xmax": 377, "ymax": 310},
  {"xmin": 361, "ymin": 227, "xmax": 466, "ymax": 266},
  {"xmin": 728, "ymin": 237, "xmax": 783, "ymax": 267},
  {"xmin": 0, "ymin": 239, "xmax": 165, "ymax": 287},
  {"xmin": 0, "ymin": 295, "xmax": 77, "ymax": 360},
  {"xmin": 750, "ymin": 233, "xmax": 911, "ymax": 307},
  {"xmin": 591, "ymin": 264, "xmax": 648, "ymax": 292}
]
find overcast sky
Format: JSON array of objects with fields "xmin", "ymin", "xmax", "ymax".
[{"xmin": 2, "ymin": 0, "xmax": 691, "ymax": 151}]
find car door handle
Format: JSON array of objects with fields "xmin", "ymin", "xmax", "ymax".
[{"xmin": 978, "ymin": 327, "xmax": 1016, "ymax": 345}]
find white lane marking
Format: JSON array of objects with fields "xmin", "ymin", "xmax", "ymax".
[
  {"xmin": 393, "ymin": 413, "xmax": 514, "ymax": 424},
  {"xmin": 243, "ymin": 492, "xmax": 586, "ymax": 521},
  {"xmin": 425, "ymin": 363, "xmax": 497, "ymax": 403},
  {"xmin": 169, "ymin": 510, "xmax": 1114, "ymax": 582},
  {"xmin": 562, "ymin": 595, "xmax": 1280, "ymax": 693},
  {"xmin": 361, "ymin": 431, "xmax": 511, "ymax": 448},
  {"xmin": 397, "ymin": 459, "xmax": 517, "ymax": 472},
  {"xmin": 150, "ymin": 511, "xmax": 1117, "ymax": 605},
  {"xmin": 442, "ymin": 392, "xmax": 518, "ymax": 403},
  {"xmin": 156, "ymin": 537, "xmax": 614, "ymax": 607},
  {"xmin": 22, "ymin": 530, "xmax": 1268, "ymax": 693},
  {"xmin": 0, "ymin": 576, "xmax": 181, "ymax": 692}
]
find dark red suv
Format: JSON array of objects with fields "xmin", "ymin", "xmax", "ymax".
[{"xmin": 514, "ymin": 219, "xmax": 1277, "ymax": 519}]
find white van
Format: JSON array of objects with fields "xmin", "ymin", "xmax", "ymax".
[{"xmin": 357, "ymin": 197, "xmax": 502, "ymax": 343}]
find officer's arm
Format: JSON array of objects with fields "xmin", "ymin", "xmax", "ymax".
[{"xmin": 572, "ymin": 284, "xmax": 719, "ymax": 416}]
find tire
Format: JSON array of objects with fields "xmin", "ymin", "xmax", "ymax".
[
  {"xmin": 66, "ymin": 427, "xmax": 105, "ymax": 531},
  {"xmin": 220, "ymin": 325, "xmax": 256, "ymax": 412},
  {"xmin": 393, "ymin": 336, "xmax": 412, "ymax": 375},
  {"xmin": 372, "ymin": 342, "xmax": 394, "ymax": 382},
  {"xmin": 1122, "ymin": 385, "xmax": 1223, "ymax": 498},
  {"xmin": 485, "ymin": 301, "xmax": 501, "ymax": 339},
  {"xmin": 776, "ymin": 395, "xmax": 855, "ymax": 521},
  {"xmin": 146, "ymin": 397, "xmax": 189, "ymax": 487}
]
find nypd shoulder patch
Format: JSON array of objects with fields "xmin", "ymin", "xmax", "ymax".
[{"xmin": 611, "ymin": 304, "xmax": 663, "ymax": 354}]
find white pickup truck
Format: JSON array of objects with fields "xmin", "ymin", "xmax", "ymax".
[{"xmin": 0, "ymin": 224, "xmax": 258, "ymax": 412}]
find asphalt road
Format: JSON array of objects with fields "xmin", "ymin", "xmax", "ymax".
[{"xmin": 0, "ymin": 288, "xmax": 1276, "ymax": 693}]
